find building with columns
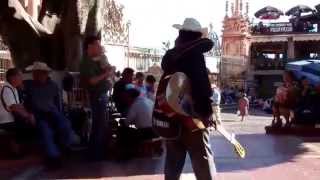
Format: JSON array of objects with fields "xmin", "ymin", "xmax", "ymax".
[{"xmin": 222, "ymin": 0, "xmax": 320, "ymax": 98}]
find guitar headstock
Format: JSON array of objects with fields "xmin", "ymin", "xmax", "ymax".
[{"xmin": 233, "ymin": 141, "xmax": 246, "ymax": 159}]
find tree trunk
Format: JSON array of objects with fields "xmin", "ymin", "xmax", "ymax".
[{"xmin": 0, "ymin": 0, "xmax": 103, "ymax": 71}]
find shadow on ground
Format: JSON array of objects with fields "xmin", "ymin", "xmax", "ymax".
[{"xmin": 30, "ymin": 134, "xmax": 311, "ymax": 179}]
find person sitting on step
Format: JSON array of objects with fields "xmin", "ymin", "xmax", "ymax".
[
  {"xmin": 117, "ymin": 87, "xmax": 158, "ymax": 159},
  {"xmin": 0, "ymin": 68, "xmax": 35, "ymax": 158}
]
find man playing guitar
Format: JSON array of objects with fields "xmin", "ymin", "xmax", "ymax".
[{"xmin": 154, "ymin": 18, "xmax": 216, "ymax": 180}]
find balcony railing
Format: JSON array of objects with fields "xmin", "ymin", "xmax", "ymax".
[{"xmin": 253, "ymin": 59, "xmax": 287, "ymax": 70}]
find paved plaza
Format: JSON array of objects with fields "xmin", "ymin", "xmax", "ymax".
[{"xmin": 1, "ymin": 110, "xmax": 320, "ymax": 180}]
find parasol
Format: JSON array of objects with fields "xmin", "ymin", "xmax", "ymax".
[
  {"xmin": 285, "ymin": 5, "xmax": 314, "ymax": 16},
  {"xmin": 255, "ymin": 6, "xmax": 284, "ymax": 20}
]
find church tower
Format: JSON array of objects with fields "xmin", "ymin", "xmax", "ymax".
[{"xmin": 221, "ymin": 0, "xmax": 250, "ymax": 88}]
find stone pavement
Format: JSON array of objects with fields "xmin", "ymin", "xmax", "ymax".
[{"xmin": 1, "ymin": 110, "xmax": 320, "ymax": 180}]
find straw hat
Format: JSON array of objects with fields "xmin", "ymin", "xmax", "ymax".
[
  {"xmin": 26, "ymin": 61, "xmax": 52, "ymax": 72},
  {"xmin": 173, "ymin": 18, "xmax": 206, "ymax": 33}
]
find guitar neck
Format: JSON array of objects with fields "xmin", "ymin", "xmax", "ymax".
[{"xmin": 216, "ymin": 125, "xmax": 236, "ymax": 144}]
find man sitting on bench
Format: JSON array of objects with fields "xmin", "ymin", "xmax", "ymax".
[
  {"xmin": 117, "ymin": 86, "xmax": 158, "ymax": 158},
  {"xmin": 113, "ymin": 68, "xmax": 135, "ymax": 116},
  {"xmin": 0, "ymin": 68, "xmax": 35, "ymax": 158},
  {"xmin": 23, "ymin": 62, "xmax": 75, "ymax": 167}
]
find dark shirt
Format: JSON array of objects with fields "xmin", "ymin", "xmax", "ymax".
[
  {"xmin": 298, "ymin": 88, "xmax": 313, "ymax": 108},
  {"xmin": 23, "ymin": 79, "xmax": 61, "ymax": 113},
  {"xmin": 112, "ymin": 79, "xmax": 129, "ymax": 114},
  {"xmin": 161, "ymin": 38, "xmax": 213, "ymax": 120},
  {"xmin": 80, "ymin": 57, "xmax": 108, "ymax": 95}
]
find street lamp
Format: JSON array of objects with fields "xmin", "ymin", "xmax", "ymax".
[
  {"xmin": 126, "ymin": 20, "xmax": 131, "ymax": 67},
  {"xmin": 208, "ymin": 24, "xmax": 222, "ymax": 87}
]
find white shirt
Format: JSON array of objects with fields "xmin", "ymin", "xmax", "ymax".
[
  {"xmin": 0, "ymin": 82, "xmax": 20, "ymax": 124},
  {"xmin": 211, "ymin": 88, "xmax": 221, "ymax": 105},
  {"xmin": 125, "ymin": 96, "xmax": 154, "ymax": 129}
]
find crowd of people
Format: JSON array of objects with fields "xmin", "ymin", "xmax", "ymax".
[
  {"xmin": 271, "ymin": 71, "xmax": 320, "ymax": 127},
  {"xmin": 3, "ymin": 35, "xmax": 318, "ymax": 177},
  {"xmin": 0, "ymin": 37, "xmax": 160, "ymax": 168},
  {"xmin": 0, "ymin": 17, "xmax": 220, "ymax": 179},
  {"xmin": 220, "ymin": 86, "xmax": 246, "ymax": 105}
]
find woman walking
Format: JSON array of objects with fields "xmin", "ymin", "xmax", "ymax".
[{"xmin": 238, "ymin": 93, "xmax": 249, "ymax": 122}]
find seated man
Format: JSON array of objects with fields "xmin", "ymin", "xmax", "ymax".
[
  {"xmin": 117, "ymin": 87, "xmax": 158, "ymax": 158},
  {"xmin": 145, "ymin": 75, "xmax": 157, "ymax": 101},
  {"xmin": 112, "ymin": 68, "xmax": 134, "ymax": 116},
  {"xmin": 23, "ymin": 62, "xmax": 74, "ymax": 167},
  {"xmin": 134, "ymin": 72, "xmax": 147, "ymax": 97},
  {"xmin": 123, "ymin": 88, "xmax": 156, "ymax": 137},
  {"xmin": 0, "ymin": 68, "xmax": 35, "ymax": 158},
  {"xmin": 273, "ymin": 71, "xmax": 299, "ymax": 127}
]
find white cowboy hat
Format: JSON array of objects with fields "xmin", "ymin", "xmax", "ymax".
[
  {"xmin": 26, "ymin": 61, "xmax": 52, "ymax": 72},
  {"xmin": 173, "ymin": 18, "xmax": 206, "ymax": 33}
]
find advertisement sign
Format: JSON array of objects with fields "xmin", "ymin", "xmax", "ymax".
[{"xmin": 269, "ymin": 23, "xmax": 293, "ymax": 33}]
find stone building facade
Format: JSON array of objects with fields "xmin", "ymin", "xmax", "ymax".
[
  {"xmin": 222, "ymin": 0, "xmax": 320, "ymax": 98},
  {"xmin": 221, "ymin": 0, "xmax": 251, "ymax": 88}
]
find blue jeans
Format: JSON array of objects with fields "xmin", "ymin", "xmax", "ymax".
[
  {"xmin": 36, "ymin": 110, "xmax": 73, "ymax": 158},
  {"xmin": 89, "ymin": 93, "xmax": 108, "ymax": 159},
  {"xmin": 165, "ymin": 128, "xmax": 216, "ymax": 180}
]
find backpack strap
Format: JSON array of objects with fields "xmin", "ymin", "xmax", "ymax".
[{"xmin": 1, "ymin": 85, "xmax": 18, "ymax": 112}]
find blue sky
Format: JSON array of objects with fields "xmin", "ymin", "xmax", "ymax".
[{"xmin": 117, "ymin": 0, "xmax": 320, "ymax": 48}]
